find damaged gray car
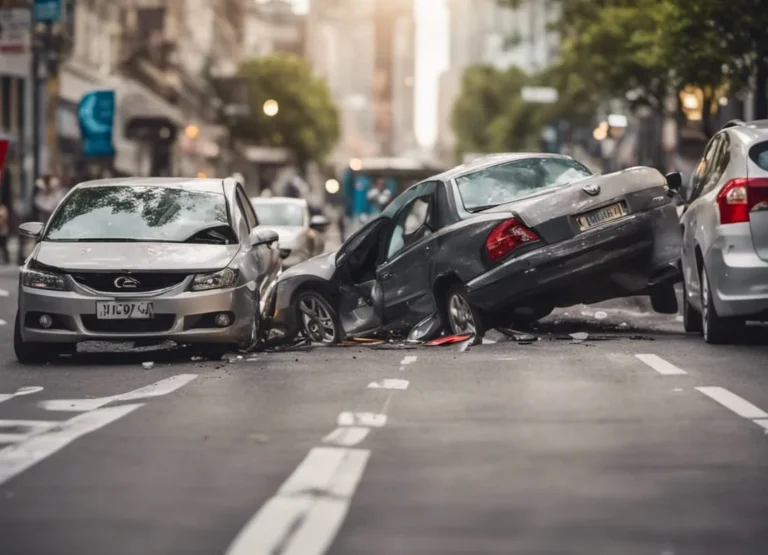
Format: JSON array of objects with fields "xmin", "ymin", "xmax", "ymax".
[{"xmin": 265, "ymin": 153, "xmax": 684, "ymax": 344}]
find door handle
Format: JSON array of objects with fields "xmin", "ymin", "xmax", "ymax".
[{"xmin": 380, "ymin": 271, "xmax": 393, "ymax": 281}]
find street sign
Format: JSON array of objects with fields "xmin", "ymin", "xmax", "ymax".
[
  {"xmin": 78, "ymin": 90, "xmax": 116, "ymax": 158},
  {"xmin": 33, "ymin": 0, "xmax": 62, "ymax": 23},
  {"xmin": 0, "ymin": 9, "xmax": 30, "ymax": 53},
  {"xmin": 521, "ymin": 86, "xmax": 559, "ymax": 104}
]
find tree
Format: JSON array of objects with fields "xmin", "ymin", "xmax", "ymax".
[{"xmin": 226, "ymin": 54, "xmax": 340, "ymax": 169}]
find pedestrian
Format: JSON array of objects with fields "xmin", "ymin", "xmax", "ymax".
[
  {"xmin": 34, "ymin": 175, "xmax": 65, "ymax": 223},
  {"xmin": 366, "ymin": 177, "xmax": 393, "ymax": 215}
]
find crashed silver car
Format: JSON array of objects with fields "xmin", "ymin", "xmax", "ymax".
[
  {"xmin": 265, "ymin": 154, "xmax": 684, "ymax": 344},
  {"xmin": 14, "ymin": 177, "xmax": 282, "ymax": 363}
]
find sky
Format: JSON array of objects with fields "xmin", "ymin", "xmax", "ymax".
[{"xmin": 291, "ymin": 0, "xmax": 449, "ymax": 147}]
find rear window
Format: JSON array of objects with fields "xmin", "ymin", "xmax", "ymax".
[
  {"xmin": 45, "ymin": 185, "xmax": 230, "ymax": 242},
  {"xmin": 749, "ymin": 142, "xmax": 768, "ymax": 171}
]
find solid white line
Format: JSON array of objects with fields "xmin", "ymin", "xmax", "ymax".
[
  {"xmin": 337, "ymin": 412, "xmax": 387, "ymax": 427},
  {"xmin": 0, "ymin": 403, "xmax": 144, "ymax": 486},
  {"xmin": 322, "ymin": 427, "xmax": 370, "ymax": 447},
  {"xmin": 753, "ymin": 419, "xmax": 768, "ymax": 432},
  {"xmin": 367, "ymin": 379, "xmax": 409, "ymax": 390},
  {"xmin": 38, "ymin": 374, "xmax": 198, "ymax": 412},
  {"xmin": 635, "ymin": 354, "xmax": 688, "ymax": 375},
  {"xmin": 696, "ymin": 387, "xmax": 768, "ymax": 419},
  {"xmin": 225, "ymin": 447, "xmax": 370, "ymax": 555}
]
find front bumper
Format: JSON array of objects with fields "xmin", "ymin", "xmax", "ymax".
[
  {"xmin": 467, "ymin": 206, "xmax": 681, "ymax": 312},
  {"xmin": 18, "ymin": 274, "xmax": 257, "ymax": 344}
]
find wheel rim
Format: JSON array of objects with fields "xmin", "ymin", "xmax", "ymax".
[
  {"xmin": 299, "ymin": 295, "xmax": 337, "ymax": 343},
  {"xmin": 448, "ymin": 293, "xmax": 476, "ymax": 335},
  {"xmin": 701, "ymin": 270, "xmax": 709, "ymax": 338}
]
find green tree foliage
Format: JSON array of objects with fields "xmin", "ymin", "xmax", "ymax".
[{"xmin": 228, "ymin": 54, "xmax": 340, "ymax": 168}]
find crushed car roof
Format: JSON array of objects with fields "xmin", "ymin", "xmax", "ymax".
[
  {"xmin": 436, "ymin": 152, "xmax": 578, "ymax": 181},
  {"xmin": 73, "ymin": 177, "xmax": 226, "ymax": 194}
]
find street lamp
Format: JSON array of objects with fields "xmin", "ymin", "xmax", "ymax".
[{"xmin": 263, "ymin": 99, "xmax": 279, "ymax": 117}]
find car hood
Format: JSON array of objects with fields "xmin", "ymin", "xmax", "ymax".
[
  {"xmin": 269, "ymin": 226, "xmax": 303, "ymax": 249},
  {"xmin": 279, "ymin": 251, "xmax": 337, "ymax": 281},
  {"xmin": 33, "ymin": 241, "xmax": 241, "ymax": 272}
]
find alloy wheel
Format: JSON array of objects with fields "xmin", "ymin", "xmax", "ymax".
[
  {"xmin": 448, "ymin": 293, "xmax": 476, "ymax": 335},
  {"xmin": 298, "ymin": 294, "xmax": 337, "ymax": 343}
]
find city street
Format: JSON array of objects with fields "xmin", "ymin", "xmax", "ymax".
[{"xmin": 0, "ymin": 267, "xmax": 768, "ymax": 555}]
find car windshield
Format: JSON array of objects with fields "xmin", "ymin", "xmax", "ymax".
[
  {"xmin": 455, "ymin": 157, "xmax": 593, "ymax": 211},
  {"xmin": 252, "ymin": 202, "xmax": 305, "ymax": 227},
  {"xmin": 44, "ymin": 185, "xmax": 230, "ymax": 242}
]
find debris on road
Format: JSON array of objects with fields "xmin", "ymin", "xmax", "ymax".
[
  {"xmin": 407, "ymin": 314, "xmax": 443, "ymax": 343},
  {"xmin": 594, "ymin": 311, "xmax": 608, "ymax": 320},
  {"xmin": 424, "ymin": 334, "xmax": 473, "ymax": 346},
  {"xmin": 497, "ymin": 327, "xmax": 539, "ymax": 342},
  {"xmin": 570, "ymin": 332, "xmax": 589, "ymax": 343},
  {"xmin": 141, "ymin": 361, "xmax": 154, "ymax": 369}
]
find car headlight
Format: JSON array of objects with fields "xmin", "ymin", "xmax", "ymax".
[
  {"xmin": 190, "ymin": 268, "xmax": 239, "ymax": 291},
  {"xmin": 21, "ymin": 266, "xmax": 68, "ymax": 291}
]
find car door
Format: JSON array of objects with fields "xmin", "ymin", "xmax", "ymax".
[
  {"xmin": 375, "ymin": 181, "xmax": 439, "ymax": 330},
  {"xmin": 235, "ymin": 186, "xmax": 278, "ymax": 301}
]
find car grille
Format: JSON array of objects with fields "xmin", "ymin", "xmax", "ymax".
[
  {"xmin": 70, "ymin": 273, "xmax": 188, "ymax": 293},
  {"xmin": 80, "ymin": 314, "xmax": 175, "ymax": 333}
]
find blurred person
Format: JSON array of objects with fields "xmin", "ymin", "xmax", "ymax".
[
  {"xmin": 366, "ymin": 177, "xmax": 393, "ymax": 215},
  {"xmin": 34, "ymin": 175, "xmax": 65, "ymax": 223}
]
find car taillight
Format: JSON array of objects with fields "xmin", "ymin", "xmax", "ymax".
[
  {"xmin": 485, "ymin": 218, "xmax": 540, "ymax": 262},
  {"xmin": 718, "ymin": 177, "xmax": 768, "ymax": 224}
]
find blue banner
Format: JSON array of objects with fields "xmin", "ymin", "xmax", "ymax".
[
  {"xmin": 78, "ymin": 90, "xmax": 115, "ymax": 158},
  {"xmin": 33, "ymin": 0, "xmax": 61, "ymax": 22}
]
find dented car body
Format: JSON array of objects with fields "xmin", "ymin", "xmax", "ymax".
[{"xmin": 267, "ymin": 154, "xmax": 684, "ymax": 343}]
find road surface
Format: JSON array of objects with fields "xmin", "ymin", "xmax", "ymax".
[{"xmin": 1, "ymin": 267, "xmax": 767, "ymax": 555}]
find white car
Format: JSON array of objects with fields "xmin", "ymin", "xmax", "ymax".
[{"xmin": 250, "ymin": 197, "xmax": 330, "ymax": 268}]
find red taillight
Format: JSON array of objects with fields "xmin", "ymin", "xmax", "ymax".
[
  {"xmin": 485, "ymin": 218, "xmax": 540, "ymax": 262},
  {"xmin": 718, "ymin": 177, "xmax": 768, "ymax": 224}
]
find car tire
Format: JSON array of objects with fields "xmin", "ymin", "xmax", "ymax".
[
  {"xmin": 296, "ymin": 290, "xmax": 343, "ymax": 344},
  {"xmin": 682, "ymin": 279, "xmax": 703, "ymax": 333},
  {"xmin": 650, "ymin": 283, "xmax": 678, "ymax": 314},
  {"xmin": 445, "ymin": 284, "xmax": 485, "ymax": 342},
  {"xmin": 700, "ymin": 266, "xmax": 742, "ymax": 344},
  {"xmin": 13, "ymin": 313, "xmax": 57, "ymax": 364}
]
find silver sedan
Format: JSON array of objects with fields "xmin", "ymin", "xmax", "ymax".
[{"xmin": 14, "ymin": 177, "xmax": 282, "ymax": 363}]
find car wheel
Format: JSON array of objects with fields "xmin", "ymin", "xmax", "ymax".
[
  {"xmin": 14, "ymin": 313, "xmax": 58, "ymax": 364},
  {"xmin": 682, "ymin": 279, "xmax": 703, "ymax": 333},
  {"xmin": 445, "ymin": 285, "xmax": 485, "ymax": 340},
  {"xmin": 701, "ymin": 267, "xmax": 742, "ymax": 344},
  {"xmin": 650, "ymin": 283, "xmax": 678, "ymax": 314},
  {"xmin": 296, "ymin": 291, "xmax": 342, "ymax": 344}
]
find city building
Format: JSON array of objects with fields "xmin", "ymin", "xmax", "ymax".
[{"xmin": 244, "ymin": 0, "xmax": 305, "ymax": 58}]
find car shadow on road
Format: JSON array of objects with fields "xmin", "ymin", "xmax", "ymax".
[{"xmin": 36, "ymin": 343, "xmax": 229, "ymax": 368}]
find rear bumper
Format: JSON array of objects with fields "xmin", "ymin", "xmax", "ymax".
[
  {"xmin": 466, "ymin": 206, "xmax": 681, "ymax": 312},
  {"xmin": 704, "ymin": 223, "xmax": 768, "ymax": 318}
]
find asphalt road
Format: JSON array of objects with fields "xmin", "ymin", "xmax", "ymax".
[{"xmin": 1, "ymin": 267, "xmax": 768, "ymax": 555}]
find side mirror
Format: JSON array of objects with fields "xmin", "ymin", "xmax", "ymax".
[
  {"xmin": 250, "ymin": 228, "xmax": 279, "ymax": 248},
  {"xmin": 19, "ymin": 222, "xmax": 44, "ymax": 238},
  {"xmin": 665, "ymin": 171, "xmax": 683, "ymax": 193},
  {"xmin": 310, "ymin": 214, "xmax": 330, "ymax": 230}
]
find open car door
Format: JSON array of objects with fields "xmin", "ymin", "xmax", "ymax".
[{"xmin": 334, "ymin": 217, "xmax": 392, "ymax": 337}]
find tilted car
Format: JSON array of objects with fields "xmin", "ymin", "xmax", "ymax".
[
  {"xmin": 14, "ymin": 177, "xmax": 282, "ymax": 363},
  {"xmin": 679, "ymin": 119, "xmax": 768, "ymax": 343},
  {"xmin": 264, "ymin": 153, "xmax": 683, "ymax": 343},
  {"xmin": 250, "ymin": 197, "xmax": 330, "ymax": 268}
]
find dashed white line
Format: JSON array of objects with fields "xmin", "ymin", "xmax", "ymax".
[
  {"xmin": 337, "ymin": 412, "xmax": 387, "ymax": 427},
  {"xmin": 399, "ymin": 355, "xmax": 418, "ymax": 370},
  {"xmin": 224, "ymin": 447, "xmax": 370, "ymax": 555},
  {"xmin": 0, "ymin": 386, "xmax": 44, "ymax": 404},
  {"xmin": 0, "ymin": 403, "xmax": 144, "ymax": 486},
  {"xmin": 367, "ymin": 378, "xmax": 409, "ymax": 390},
  {"xmin": 38, "ymin": 374, "xmax": 198, "ymax": 412},
  {"xmin": 696, "ymin": 386, "xmax": 768, "ymax": 419},
  {"xmin": 322, "ymin": 427, "xmax": 370, "ymax": 447},
  {"xmin": 635, "ymin": 354, "xmax": 688, "ymax": 375},
  {"xmin": 0, "ymin": 289, "xmax": 8, "ymax": 297}
]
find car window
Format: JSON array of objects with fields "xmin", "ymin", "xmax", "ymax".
[
  {"xmin": 455, "ymin": 157, "xmax": 593, "ymax": 212},
  {"xmin": 688, "ymin": 135, "xmax": 721, "ymax": 202},
  {"xmin": 386, "ymin": 195, "xmax": 434, "ymax": 260},
  {"xmin": 701, "ymin": 135, "xmax": 730, "ymax": 196},
  {"xmin": 45, "ymin": 185, "xmax": 232, "ymax": 243},
  {"xmin": 237, "ymin": 188, "xmax": 258, "ymax": 229},
  {"xmin": 748, "ymin": 141, "xmax": 768, "ymax": 171},
  {"xmin": 252, "ymin": 201, "xmax": 305, "ymax": 227},
  {"xmin": 234, "ymin": 196, "xmax": 251, "ymax": 238}
]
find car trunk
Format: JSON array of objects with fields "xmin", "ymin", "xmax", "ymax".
[
  {"xmin": 746, "ymin": 143, "xmax": 768, "ymax": 261},
  {"xmin": 482, "ymin": 167, "xmax": 668, "ymax": 244}
]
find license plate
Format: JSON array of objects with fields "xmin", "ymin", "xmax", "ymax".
[
  {"xmin": 576, "ymin": 202, "xmax": 627, "ymax": 230},
  {"xmin": 96, "ymin": 301, "xmax": 155, "ymax": 320}
]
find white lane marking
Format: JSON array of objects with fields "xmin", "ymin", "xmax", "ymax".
[
  {"xmin": 38, "ymin": 374, "xmax": 198, "ymax": 412},
  {"xmin": 696, "ymin": 387, "xmax": 768, "ymax": 419},
  {"xmin": 0, "ymin": 419, "xmax": 58, "ymax": 444},
  {"xmin": 753, "ymin": 419, "xmax": 768, "ymax": 432},
  {"xmin": 337, "ymin": 412, "xmax": 387, "ymax": 427},
  {"xmin": 635, "ymin": 354, "xmax": 688, "ymax": 375},
  {"xmin": 225, "ymin": 447, "xmax": 370, "ymax": 555},
  {"xmin": 0, "ymin": 386, "xmax": 44, "ymax": 405},
  {"xmin": 322, "ymin": 427, "xmax": 370, "ymax": 447},
  {"xmin": 0, "ymin": 319, "xmax": 6, "ymax": 325},
  {"xmin": 481, "ymin": 338, "xmax": 496, "ymax": 344},
  {"xmin": 399, "ymin": 355, "xmax": 418, "ymax": 371},
  {"xmin": 0, "ymin": 403, "xmax": 143, "ymax": 486},
  {"xmin": 0, "ymin": 289, "xmax": 8, "ymax": 297},
  {"xmin": 367, "ymin": 378, "xmax": 409, "ymax": 390}
]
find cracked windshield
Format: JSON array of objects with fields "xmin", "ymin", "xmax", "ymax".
[{"xmin": 1, "ymin": 0, "xmax": 768, "ymax": 553}]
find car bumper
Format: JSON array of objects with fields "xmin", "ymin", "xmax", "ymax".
[
  {"xmin": 704, "ymin": 223, "xmax": 768, "ymax": 318},
  {"xmin": 466, "ymin": 206, "xmax": 681, "ymax": 312},
  {"xmin": 18, "ymin": 280, "xmax": 257, "ymax": 344}
]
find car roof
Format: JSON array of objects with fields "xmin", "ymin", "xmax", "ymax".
[
  {"xmin": 436, "ymin": 153, "xmax": 579, "ymax": 181},
  {"xmin": 250, "ymin": 196, "xmax": 307, "ymax": 206},
  {"xmin": 73, "ymin": 177, "xmax": 226, "ymax": 194},
  {"xmin": 723, "ymin": 120, "xmax": 768, "ymax": 146}
]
